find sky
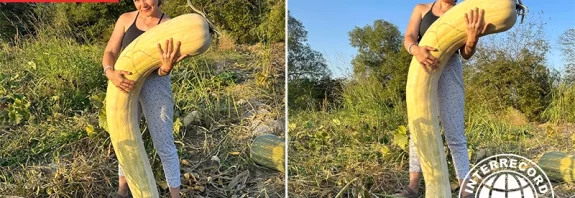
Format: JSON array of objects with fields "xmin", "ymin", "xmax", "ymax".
[{"xmin": 288, "ymin": 0, "xmax": 575, "ymax": 78}]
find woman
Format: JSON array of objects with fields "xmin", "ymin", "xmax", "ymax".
[
  {"xmin": 101, "ymin": 0, "xmax": 188, "ymax": 197},
  {"xmin": 396, "ymin": 0, "xmax": 488, "ymax": 197}
]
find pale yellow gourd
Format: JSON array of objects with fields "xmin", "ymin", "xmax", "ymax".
[
  {"xmin": 406, "ymin": 0, "xmax": 523, "ymax": 197},
  {"xmin": 105, "ymin": 14, "xmax": 211, "ymax": 197}
]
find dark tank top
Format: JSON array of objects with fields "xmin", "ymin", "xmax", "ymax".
[
  {"xmin": 418, "ymin": 2, "xmax": 458, "ymax": 53},
  {"xmin": 121, "ymin": 12, "xmax": 165, "ymax": 49},
  {"xmin": 418, "ymin": 2, "xmax": 439, "ymax": 43}
]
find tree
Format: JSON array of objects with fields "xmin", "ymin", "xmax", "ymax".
[
  {"xmin": 257, "ymin": 0, "xmax": 285, "ymax": 43},
  {"xmin": 287, "ymin": 12, "xmax": 330, "ymax": 81},
  {"xmin": 349, "ymin": 19, "xmax": 403, "ymax": 77},
  {"xmin": 464, "ymin": 17, "xmax": 556, "ymax": 121},
  {"xmin": 287, "ymin": 12, "xmax": 332, "ymax": 111},
  {"xmin": 162, "ymin": 0, "xmax": 280, "ymax": 44},
  {"xmin": 1, "ymin": 0, "xmax": 282, "ymax": 45},
  {"xmin": 559, "ymin": 28, "xmax": 575, "ymax": 84},
  {"xmin": 347, "ymin": 19, "xmax": 411, "ymax": 101}
]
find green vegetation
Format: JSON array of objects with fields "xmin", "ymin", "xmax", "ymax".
[
  {"xmin": 0, "ymin": 0, "xmax": 284, "ymax": 44},
  {"xmin": 0, "ymin": 2, "xmax": 285, "ymax": 197},
  {"xmin": 288, "ymin": 12, "xmax": 575, "ymax": 197}
]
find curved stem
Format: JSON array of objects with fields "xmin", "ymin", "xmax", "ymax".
[
  {"xmin": 185, "ymin": 0, "xmax": 221, "ymax": 37},
  {"xmin": 516, "ymin": 0, "xmax": 528, "ymax": 23}
]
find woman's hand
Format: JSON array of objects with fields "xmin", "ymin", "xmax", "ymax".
[
  {"xmin": 157, "ymin": 38, "xmax": 188, "ymax": 76},
  {"xmin": 461, "ymin": 8, "xmax": 488, "ymax": 59},
  {"xmin": 413, "ymin": 45, "xmax": 440, "ymax": 73},
  {"xmin": 465, "ymin": 8, "xmax": 489, "ymax": 44},
  {"xmin": 105, "ymin": 69, "xmax": 135, "ymax": 93}
]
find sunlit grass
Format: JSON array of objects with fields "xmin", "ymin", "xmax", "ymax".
[{"xmin": 288, "ymin": 75, "xmax": 575, "ymax": 197}]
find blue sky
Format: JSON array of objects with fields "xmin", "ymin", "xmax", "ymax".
[{"xmin": 288, "ymin": 0, "xmax": 575, "ymax": 78}]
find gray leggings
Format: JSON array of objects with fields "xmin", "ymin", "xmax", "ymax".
[
  {"xmin": 118, "ymin": 72, "xmax": 181, "ymax": 188},
  {"xmin": 408, "ymin": 54, "xmax": 470, "ymax": 179}
]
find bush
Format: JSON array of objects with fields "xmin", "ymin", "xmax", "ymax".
[
  {"xmin": 288, "ymin": 77, "xmax": 344, "ymax": 112},
  {"xmin": 34, "ymin": 2, "xmax": 134, "ymax": 44},
  {"xmin": 162, "ymin": 0, "xmax": 284, "ymax": 44}
]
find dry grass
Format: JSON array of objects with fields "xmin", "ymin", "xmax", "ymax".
[
  {"xmin": 500, "ymin": 107, "xmax": 530, "ymax": 127},
  {"xmin": 216, "ymin": 31, "xmax": 237, "ymax": 52}
]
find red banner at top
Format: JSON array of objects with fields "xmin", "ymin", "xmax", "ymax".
[{"xmin": 0, "ymin": 0, "xmax": 118, "ymax": 2}]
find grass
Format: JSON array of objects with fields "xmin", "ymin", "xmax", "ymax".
[
  {"xmin": 288, "ymin": 77, "xmax": 575, "ymax": 197},
  {"xmin": 0, "ymin": 27, "xmax": 285, "ymax": 197}
]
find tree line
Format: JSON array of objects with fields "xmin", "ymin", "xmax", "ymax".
[
  {"xmin": 288, "ymin": 11, "xmax": 575, "ymax": 123},
  {"xmin": 0, "ymin": 0, "xmax": 284, "ymax": 44}
]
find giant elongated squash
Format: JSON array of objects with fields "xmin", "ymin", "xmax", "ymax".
[
  {"xmin": 250, "ymin": 134, "xmax": 285, "ymax": 172},
  {"xmin": 538, "ymin": 152, "xmax": 575, "ymax": 184},
  {"xmin": 405, "ymin": 0, "xmax": 522, "ymax": 197},
  {"xmin": 105, "ymin": 14, "xmax": 211, "ymax": 197}
]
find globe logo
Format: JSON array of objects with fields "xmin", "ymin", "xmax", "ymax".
[
  {"xmin": 460, "ymin": 154, "xmax": 554, "ymax": 198},
  {"xmin": 477, "ymin": 171, "xmax": 535, "ymax": 198}
]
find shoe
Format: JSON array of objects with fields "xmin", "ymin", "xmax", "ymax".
[{"xmin": 394, "ymin": 185, "xmax": 419, "ymax": 198}]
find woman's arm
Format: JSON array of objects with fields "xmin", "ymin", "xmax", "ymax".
[
  {"xmin": 156, "ymin": 14, "xmax": 190, "ymax": 76},
  {"xmin": 404, "ymin": 4, "xmax": 423, "ymax": 54},
  {"xmin": 102, "ymin": 13, "xmax": 135, "ymax": 93},
  {"xmin": 459, "ymin": 41, "xmax": 477, "ymax": 60},
  {"xmin": 102, "ymin": 13, "xmax": 128, "ymax": 75},
  {"xmin": 404, "ymin": 4, "xmax": 440, "ymax": 72},
  {"xmin": 459, "ymin": 8, "xmax": 488, "ymax": 60}
]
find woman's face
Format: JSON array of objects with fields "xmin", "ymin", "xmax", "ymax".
[{"xmin": 134, "ymin": 0, "xmax": 159, "ymax": 17}]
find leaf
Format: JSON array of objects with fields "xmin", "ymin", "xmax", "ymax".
[
  {"xmin": 173, "ymin": 117, "xmax": 182, "ymax": 135},
  {"xmin": 304, "ymin": 121, "xmax": 313, "ymax": 129},
  {"xmin": 181, "ymin": 159, "xmax": 191, "ymax": 166},
  {"xmin": 98, "ymin": 108, "xmax": 108, "ymax": 132},
  {"xmin": 380, "ymin": 145, "xmax": 390, "ymax": 156},
  {"xmin": 332, "ymin": 118, "xmax": 341, "ymax": 125},
  {"xmin": 393, "ymin": 132, "xmax": 408, "ymax": 151},
  {"xmin": 27, "ymin": 61, "xmax": 37, "ymax": 70},
  {"xmin": 13, "ymin": 98, "xmax": 22, "ymax": 107},
  {"xmin": 157, "ymin": 180, "xmax": 168, "ymax": 190},
  {"xmin": 546, "ymin": 125, "xmax": 555, "ymax": 137},
  {"xmin": 194, "ymin": 185, "xmax": 205, "ymax": 192},
  {"xmin": 86, "ymin": 124, "xmax": 95, "ymax": 137},
  {"xmin": 288, "ymin": 123, "xmax": 296, "ymax": 131},
  {"xmin": 397, "ymin": 125, "xmax": 407, "ymax": 135},
  {"xmin": 229, "ymin": 151, "xmax": 241, "ymax": 156},
  {"xmin": 89, "ymin": 94, "xmax": 103, "ymax": 108},
  {"xmin": 184, "ymin": 172, "xmax": 193, "ymax": 181},
  {"xmin": 8, "ymin": 110, "xmax": 20, "ymax": 125}
]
